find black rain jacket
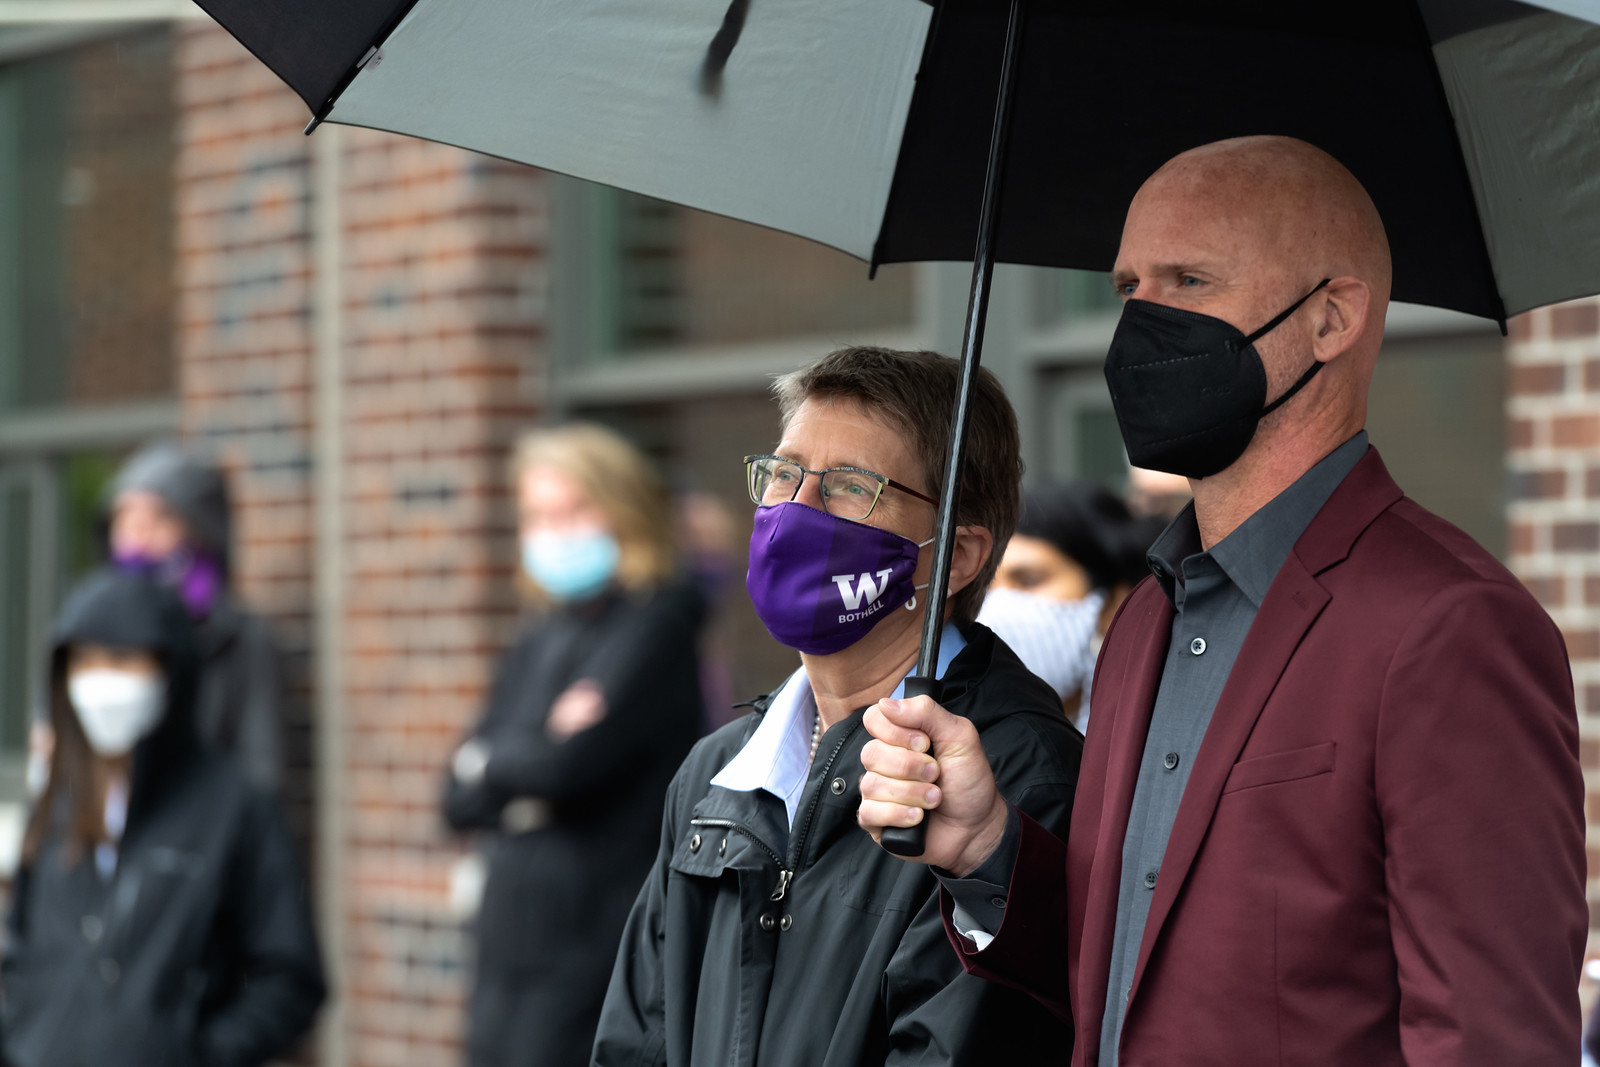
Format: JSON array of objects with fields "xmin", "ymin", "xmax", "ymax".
[
  {"xmin": 1, "ymin": 570, "xmax": 325, "ymax": 1067},
  {"xmin": 445, "ymin": 582, "xmax": 707, "ymax": 1067},
  {"xmin": 592, "ymin": 622, "xmax": 1082, "ymax": 1067}
]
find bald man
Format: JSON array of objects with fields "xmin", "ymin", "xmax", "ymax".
[{"xmin": 858, "ymin": 136, "xmax": 1586, "ymax": 1066}]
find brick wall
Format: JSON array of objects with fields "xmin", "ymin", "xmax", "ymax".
[
  {"xmin": 1504, "ymin": 296, "xmax": 1600, "ymax": 974},
  {"xmin": 175, "ymin": 23, "xmax": 546, "ymax": 1065},
  {"xmin": 338, "ymin": 128, "xmax": 544, "ymax": 1067}
]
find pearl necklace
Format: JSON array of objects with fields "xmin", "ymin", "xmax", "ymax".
[{"xmin": 809, "ymin": 710, "xmax": 823, "ymax": 763}]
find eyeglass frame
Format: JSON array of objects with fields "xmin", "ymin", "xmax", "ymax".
[{"xmin": 743, "ymin": 453, "xmax": 938, "ymax": 521}]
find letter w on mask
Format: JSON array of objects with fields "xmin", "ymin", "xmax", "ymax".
[{"xmin": 832, "ymin": 569, "xmax": 893, "ymax": 611}]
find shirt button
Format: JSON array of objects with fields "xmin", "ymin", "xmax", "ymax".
[
  {"xmin": 1190, "ymin": 637, "xmax": 1207, "ymax": 656},
  {"xmin": 830, "ymin": 777, "xmax": 847, "ymax": 795},
  {"xmin": 1143, "ymin": 870, "xmax": 1158, "ymax": 889},
  {"xmin": 1163, "ymin": 751, "xmax": 1180, "ymax": 771}
]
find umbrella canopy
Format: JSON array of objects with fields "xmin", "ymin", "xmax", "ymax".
[
  {"xmin": 201, "ymin": 0, "xmax": 1600, "ymax": 325},
  {"xmin": 202, "ymin": 0, "xmax": 1600, "ymax": 855}
]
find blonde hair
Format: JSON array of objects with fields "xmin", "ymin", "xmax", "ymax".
[{"xmin": 510, "ymin": 423, "xmax": 676, "ymax": 601}]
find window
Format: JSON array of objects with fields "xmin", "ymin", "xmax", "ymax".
[
  {"xmin": 0, "ymin": 28, "xmax": 176, "ymax": 411},
  {"xmin": 1034, "ymin": 268, "xmax": 1121, "ymax": 327},
  {"xmin": 0, "ymin": 27, "xmax": 179, "ymax": 828},
  {"xmin": 568, "ymin": 184, "xmax": 915, "ymax": 359}
]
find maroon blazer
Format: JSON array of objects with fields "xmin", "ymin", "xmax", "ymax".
[{"xmin": 948, "ymin": 448, "xmax": 1586, "ymax": 1066}]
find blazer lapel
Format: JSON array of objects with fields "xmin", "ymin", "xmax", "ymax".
[
  {"xmin": 1124, "ymin": 446, "xmax": 1404, "ymax": 1004},
  {"xmin": 1073, "ymin": 584, "xmax": 1172, "ymax": 1066}
]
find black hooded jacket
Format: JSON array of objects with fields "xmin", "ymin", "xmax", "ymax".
[
  {"xmin": 592, "ymin": 623, "xmax": 1082, "ymax": 1067},
  {"xmin": 1, "ymin": 570, "xmax": 325, "ymax": 1067}
]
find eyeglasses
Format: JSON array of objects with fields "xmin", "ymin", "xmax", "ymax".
[{"xmin": 744, "ymin": 454, "xmax": 937, "ymax": 521}]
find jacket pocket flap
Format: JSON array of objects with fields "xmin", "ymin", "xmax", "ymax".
[
  {"xmin": 1221, "ymin": 741, "xmax": 1335, "ymax": 795},
  {"xmin": 667, "ymin": 826, "xmax": 738, "ymax": 878}
]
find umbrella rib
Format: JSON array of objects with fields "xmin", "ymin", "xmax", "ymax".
[
  {"xmin": 699, "ymin": 0, "xmax": 752, "ymax": 100},
  {"xmin": 303, "ymin": 0, "xmax": 426, "ymax": 135}
]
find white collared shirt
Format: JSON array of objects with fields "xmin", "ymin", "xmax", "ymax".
[{"xmin": 710, "ymin": 623, "xmax": 968, "ymax": 828}]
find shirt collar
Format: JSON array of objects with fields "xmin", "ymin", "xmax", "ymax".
[
  {"xmin": 1147, "ymin": 431, "xmax": 1369, "ymax": 609},
  {"xmin": 710, "ymin": 622, "xmax": 968, "ymax": 828}
]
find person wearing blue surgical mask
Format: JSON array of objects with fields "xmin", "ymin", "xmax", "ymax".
[
  {"xmin": 442, "ymin": 423, "xmax": 705, "ymax": 1067},
  {"xmin": 978, "ymin": 481, "xmax": 1159, "ymax": 733}
]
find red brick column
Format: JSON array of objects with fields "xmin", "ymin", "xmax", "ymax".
[
  {"xmin": 176, "ymin": 23, "xmax": 547, "ymax": 1064},
  {"xmin": 339, "ymin": 128, "xmax": 544, "ymax": 1066},
  {"xmin": 1505, "ymin": 296, "xmax": 1600, "ymax": 971}
]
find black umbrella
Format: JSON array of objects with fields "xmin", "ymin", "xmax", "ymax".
[{"xmin": 195, "ymin": 0, "xmax": 1600, "ymax": 852}]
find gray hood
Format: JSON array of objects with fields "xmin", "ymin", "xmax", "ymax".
[{"xmin": 110, "ymin": 441, "xmax": 232, "ymax": 564}]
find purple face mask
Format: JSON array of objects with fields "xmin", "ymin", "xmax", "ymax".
[
  {"xmin": 114, "ymin": 547, "xmax": 224, "ymax": 619},
  {"xmin": 746, "ymin": 502, "xmax": 931, "ymax": 656}
]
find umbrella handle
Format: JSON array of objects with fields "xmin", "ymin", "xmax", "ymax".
[{"xmin": 878, "ymin": 675, "xmax": 944, "ymax": 858}]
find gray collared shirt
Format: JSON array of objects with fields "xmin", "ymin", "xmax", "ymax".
[{"xmin": 1095, "ymin": 431, "xmax": 1367, "ymax": 1066}]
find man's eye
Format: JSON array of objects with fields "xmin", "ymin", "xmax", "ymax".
[
  {"xmin": 1181, "ymin": 275, "xmax": 1203, "ymax": 287},
  {"xmin": 1118, "ymin": 283, "xmax": 1137, "ymax": 297}
]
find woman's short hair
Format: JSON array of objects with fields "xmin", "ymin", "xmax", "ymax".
[
  {"xmin": 510, "ymin": 423, "xmax": 676, "ymax": 599},
  {"xmin": 773, "ymin": 346, "xmax": 1021, "ymax": 626}
]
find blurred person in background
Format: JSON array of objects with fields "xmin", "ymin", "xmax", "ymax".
[
  {"xmin": 593, "ymin": 347, "xmax": 1081, "ymax": 1066},
  {"xmin": 2, "ymin": 569, "xmax": 324, "ymax": 1067},
  {"xmin": 105, "ymin": 441, "xmax": 286, "ymax": 791},
  {"xmin": 443, "ymin": 423, "xmax": 705, "ymax": 1067},
  {"xmin": 1123, "ymin": 464, "xmax": 1192, "ymax": 522},
  {"xmin": 676, "ymin": 490, "xmax": 740, "ymax": 731},
  {"xmin": 977, "ymin": 481, "xmax": 1161, "ymax": 732}
]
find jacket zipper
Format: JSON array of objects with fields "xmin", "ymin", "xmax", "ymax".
[
  {"xmin": 690, "ymin": 717, "xmax": 861, "ymax": 905},
  {"xmin": 787, "ymin": 719, "xmax": 860, "ymax": 871},
  {"xmin": 689, "ymin": 817, "xmax": 791, "ymax": 899}
]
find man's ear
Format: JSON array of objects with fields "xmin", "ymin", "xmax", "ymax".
[
  {"xmin": 945, "ymin": 524, "xmax": 995, "ymax": 597},
  {"xmin": 1311, "ymin": 276, "xmax": 1371, "ymax": 364}
]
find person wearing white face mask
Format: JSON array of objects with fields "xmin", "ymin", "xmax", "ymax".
[
  {"xmin": 442, "ymin": 423, "xmax": 706, "ymax": 1067},
  {"xmin": 2, "ymin": 569, "xmax": 324, "ymax": 1067},
  {"xmin": 978, "ymin": 481, "xmax": 1160, "ymax": 733}
]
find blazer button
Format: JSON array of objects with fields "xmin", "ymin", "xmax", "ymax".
[
  {"xmin": 1189, "ymin": 637, "xmax": 1207, "ymax": 656},
  {"xmin": 689, "ymin": 833, "xmax": 702, "ymax": 853},
  {"xmin": 830, "ymin": 777, "xmax": 847, "ymax": 795},
  {"xmin": 1143, "ymin": 870, "xmax": 1158, "ymax": 889},
  {"xmin": 1162, "ymin": 751, "xmax": 1180, "ymax": 771},
  {"xmin": 760, "ymin": 913, "xmax": 776, "ymax": 932}
]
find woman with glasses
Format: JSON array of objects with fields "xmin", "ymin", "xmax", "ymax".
[
  {"xmin": 594, "ymin": 346, "xmax": 1081, "ymax": 1067},
  {"xmin": 443, "ymin": 423, "xmax": 705, "ymax": 1067}
]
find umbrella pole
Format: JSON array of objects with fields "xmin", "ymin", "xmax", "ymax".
[{"xmin": 881, "ymin": 0, "xmax": 1029, "ymax": 858}]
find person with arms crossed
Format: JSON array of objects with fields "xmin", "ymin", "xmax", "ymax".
[{"xmin": 858, "ymin": 136, "xmax": 1586, "ymax": 1066}]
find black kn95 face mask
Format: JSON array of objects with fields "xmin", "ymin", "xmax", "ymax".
[{"xmin": 1103, "ymin": 278, "xmax": 1331, "ymax": 479}]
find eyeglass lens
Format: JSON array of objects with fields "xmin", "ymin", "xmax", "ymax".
[{"xmin": 749, "ymin": 458, "xmax": 884, "ymax": 520}]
